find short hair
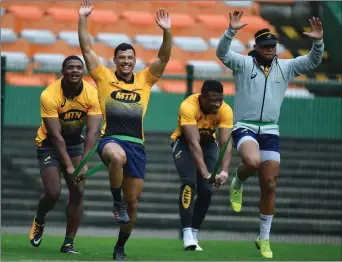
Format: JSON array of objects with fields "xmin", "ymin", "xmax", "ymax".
[
  {"xmin": 201, "ymin": 80, "xmax": 223, "ymax": 96},
  {"xmin": 114, "ymin": 43, "xmax": 136, "ymax": 58},
  {"xmin": 62, "ymin": 55, "xmax": 84, "ymax": 69},
  {"xmin": 254, "ymin": 28, "xmax": 271, "ymax": 39}
]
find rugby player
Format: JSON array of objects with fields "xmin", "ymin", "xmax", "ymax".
[
  {"xmin": 29, "ymin": 55, "xmax": 103, "ymax": 254},
  {"xmin": 216, "ymin": 10, "xmax": 324, "ymax": 258},
  {"xmin": 171, "ymin": 80, "xmax": 233, "ymax": 251},
  {"xmin": 77, "ymin": 0, "xmax": 172, "ymax": 260}
]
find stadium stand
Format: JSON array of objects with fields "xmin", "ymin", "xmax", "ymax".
[{"xmin": 1, "ymin": 0, "xmax": 327, "ymax": 98}]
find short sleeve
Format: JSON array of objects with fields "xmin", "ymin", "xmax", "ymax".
[
  {"xmin": 218, "ymin": 103, "xmax": 233, "ymax": 128},
  {"xmin": 139, "ymin": 67, "xmax": 159, "ymax": 87},
  {"xmin": 89, "ymin": 63, "xmax": 107, "ymax": 82},
  {"xmin": 179, "ymin": 102, "xmax": 197, "ymax": 126},
  {"xmin": 40, "ymin": 91, "xmax": 58, "ymax": 118},
  {"xmin": 87, "ymin": 89, "xmax": 102, "ymax": 116}
]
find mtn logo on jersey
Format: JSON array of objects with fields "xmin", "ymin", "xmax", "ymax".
[
  {"xmin": 59, "ymin": 109, "xmax": 86, "ymax": 121},
  {"xmin": 111, "ymin": 90, "xmax": 141, "ymax": 103}
]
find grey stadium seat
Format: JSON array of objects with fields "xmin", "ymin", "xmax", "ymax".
[
  {"xmin": 209, "ymin": 37, "xmax": 246, "ymax": 54},
  {"xmin": 21, "ymin": 29, "xmax": 56, "ymax": 45},
  {"xmin": 96, "ymin": 33, "xmax": 132, "ymax": 49},
  {"xmin": 224, "ymin": 1, "xmax": 253, "ymax": 8},
  {"xmin": 134, "ymin": 34, "xmax": 163, "ymax": 50},
  {"xmin": 1, "ymin": 51, "xmax": 29, "ymax": 71},
  {"xmin": 0, "ymin": 28, "xmax": 18, "ymax": 44},
  {"xmin": 77, "ymin": 55, "xmax": 107, "ymax": 71},
  {"xmin": 33, "ymin": 53, "xmax": 66, "ymax": 72},
  {"xmin": 59, "ymin": 31, "xmax": 94, "ymax": 46},
  {"xmin": 173, "ymin": 36, "xmax": 209, "ymax": 52},
  {"xmin": 187, "ymin": 60, "xmax": 222, "ymax": 77}
]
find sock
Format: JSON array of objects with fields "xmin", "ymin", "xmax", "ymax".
[
  {"xmin": 191, "ymin": 228, "xmax": 198, "ymax": 240},
  {"xmin": 232, "ymin": 173, "xmax": 244, "ymax": 190},
  {"xmin": 260, "ymin": 214, "xmax": 273, "ymax": 240},
  {"xmin": 116, "ymin": 230, "xmax": 131, "ymax": 248},
  {"xmin": 35, "ymin": 215, "xmax": 45, "ymax": 225},
  {"xmin": 111, "ymin": 186, "xmax": 123, "ymax": 203},
  {"xmin": 63, "ymin": 236, "xmax": 74, "ymax": 246},
  {"xmin": 183, "ymin": 227, "xmax": 193, "ymax": 240}
]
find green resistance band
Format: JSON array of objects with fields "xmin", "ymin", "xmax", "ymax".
[
  {"xmin": 209, "ymin": 135, "xmax": 232, "ymax": 184},
  {"xmin": 73, "ymin": 142, "xmax": 106, "ymax": 180}
]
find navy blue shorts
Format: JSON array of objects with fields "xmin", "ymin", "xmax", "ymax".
[
  {"xmin": 97, "ymin": 137, "xmax": 146, "ymax": 179},
  {"xmin": 232, "ymin": 128, "xmax": 280, "ymax": 163}
]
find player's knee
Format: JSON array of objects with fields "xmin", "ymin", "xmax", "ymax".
[
  {"xmin": 243, "ymin": 155, "xmax": 261, "ymax": 170},
  {"xmin": 126, "ymin": 198, "xmax": 139, "ymax": 212},
  {"xmin": 46, "ymin": 188, "xmax": 61, "ymax": 202},
  {"xmin": 108, "ymin": 150, "xmax": 126, "ymax": 167},
  {"xmin": 261, "ymin": 177, "xmax": 277, "ymax": 195},
  {"xmin": 70, "ymin": 187, "xmax": 84, "ymax": 203}
]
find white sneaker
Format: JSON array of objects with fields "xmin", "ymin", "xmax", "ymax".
[
  {"xmin": 183, "ymin": 237, "xmax": 197, "ymax": 251},
  {"xmin": 195, "ymin": 238, "xmax": 203, "ymax": 251}
]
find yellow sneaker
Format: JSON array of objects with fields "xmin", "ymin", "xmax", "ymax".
[
  {"xmin": 255, "ymin": 235, "xmax": 273, "ymax": 259},
  {"xmin": 29, "ymin": 216, "xmax": 45, "ymax": 247},
  {"xmin": 229, "ymin": 177, "xmax": 243, "ymax": 212}
]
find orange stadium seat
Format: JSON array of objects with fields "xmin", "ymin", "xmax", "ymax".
[
  {"xmin": 150, "ymin": 1, "xmax": 184, "ymax": 13},
  {"xmin": 158, "ymin": 80, "xmax": 187, "ymax": 93},
  {"xmin": 117, "ymin": 11, "xmax": 159, "ymax": 36},
  {"xmin": 46, "ymin": 7, "xmax": 79, "ymax": 33},
  {"xmin": 2, "ymin": 38, "xmax": 31, "ymax": 57},
  {"xmin": 241, "ymin": 16, "xmax": 271, "ymax": 33},
  {"xmin": 7, "ymin": 5, "xmax": 44, "ymax": 33},
  {"xmin": 6, "ymin": 72, "xmax": 48, "ymax": 86},
  {"xmin": 88, "ymin": 9, "xmax": 118, "ymax": 35},
  {"xmin": 195, "ymin": 14, "xmax": 229, "ymax": 31},
  {"xmin": 148, "ymin": 59, "xmax": 185, "ymax": 75},
  {"xmin": 120, "ymin": 11, "xmax": 155, "ymax": 26}
]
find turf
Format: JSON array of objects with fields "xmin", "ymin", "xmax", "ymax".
[{"xmin": 1, "ymin": 234, "xmax": 341, "ymax": 261}]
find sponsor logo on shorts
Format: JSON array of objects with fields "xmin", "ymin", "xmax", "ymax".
[
  {"xmin": 174, "ymin": 150, "xmax": 182, "ymax": 160},
  {"xmin": 44, "ymin": 156, "xmax": 51, "ymax": 164},
  {"xmin": 111, "ymin": 90, "xmax": 141, "ymax": 103},
  {"xmin": 182, "ymin": 185, "xmax": 192, "ymax": 209},
  {"xmin": 59, "ymin": 110, "xmax": 86, "ymax": 121}
]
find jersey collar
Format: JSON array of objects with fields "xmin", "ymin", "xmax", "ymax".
[
  {"xmin": 61, "ymin": 79, "xmax": 84, "ymax": 99},
  {"xmin": 115, "ymin": 71, "xmax": 134, "ymax": 84}
]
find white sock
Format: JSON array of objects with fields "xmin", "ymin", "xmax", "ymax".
[
  {"xmin": 232, "ymin": 173, "xmax": 244, "ymax": 190},
  {"xmin": 260, "ymin": 214, "xmax": 273, "ymax": 240},
  {"xmin": 191, "ymin": 228, "xmax": 198, "ymax": 240},
  {"xmin": 183, "ymin": 227, "xmax": 193, "ymax": 240}
]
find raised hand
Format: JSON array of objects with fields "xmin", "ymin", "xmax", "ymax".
[
  {"xmin": 229, "ymin": 10, "xmax": 248, "ymax": 30},
  {"xmin": 79, "ymin": 0, "xmax": 93, "ymax": 17},
  {"xmin": 303, "ymin": 17, "xmax": 323, "ymax": 40},
  {"xmin": 155, "ymin": 8, "xmax": 171, "ymax": 30}
]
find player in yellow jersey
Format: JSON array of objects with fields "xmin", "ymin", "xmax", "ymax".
[
  {"xmin": 77, "ymin": 0, "xmax": 172, "ymax": 260},
  {"xmin": 29, "ymin": 56, "xmax": 102, "ymax": 254},
  {"xmin": 170, "ymin": 80, "xmax": 234, "ymax": 251}
]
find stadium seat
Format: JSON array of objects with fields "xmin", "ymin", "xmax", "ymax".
[
  {"xmin": 224, "ymin": 1, "xmax": 253, "ymax": 8},
  {"xmin": 195, "ymin": 14, "xmax": 229, "ymax": 31},
  {"xmin": 158, "ymin": 80, "xmax": 187, "ymax": 93},
  {"xmin": 134, "ymin": 34, "xmax": 163, "ymax": 50},
  {"xmin": 0, "ymin": 28, "xmax": 17, "ymax": 44},
  {"xmin": 7, "ymin": 5, "xmax": 44, "ymax": 33},
  {"xmin": 91, "ymin": 42, "xmax": 114, "ymax": 61},
  {"xmin": 96, "ymin": 33, "xmax": 132, "ymax": 49},
  {"xmin": 150, "ymin": 1, "xmax": 184, "ymax": 13},
  {"xmin": 88, "ymin": 9, "xmax": 118, "ymax": 35},
  {"xmin": 241, "ymin": 16, "xmax": 271, "ymax": 33},
  {"xmin": 187, "ymin": 60, "xmax": 223, "ymax": 77},
  {"xmin": 21, "ymin": 29, "xmax": 56, "ymax": 45},
  {"xmin": 209, "ymin": 37, "xmax": 246, "ymax": 54},
  {"xmin": 1, "ymin": 51, "xmax": 29, "ymax": 71},
  {"xmin": 33, "ymin": 53, "xmax": 66, "ymax": 72},
  {"xmin": 170, "ymin": 13, "xmax": 198, "ymax": 36},
  {"xmin": 58, "ymin": 31, "xmax": 94, "ymax": 47},
  {"xmin": 148, "ymin": 58, "xmax": 185, "ymax": 74},
  {"xmin": 120, "ymin": 11, "xmax": 155, "ymax": 26},
  {"xmin": 2, "ymin": 39, "xmax": 31, "ymax": 58},
  {"xmin": 173, "ymin": 36, "xmax": 209, "ymax": 52},
  {"xmin": 1, "ymin": 7, "xmax": 5, "ymax": 16},
  {"xmin": 46, "ymin": 7, "xmax": 79, "ymax": 33},
  {"xmin": 76, "ymin": 55, "xmax": 108, "ymax": 71},
  {"xmin": 151, "ymin": 84, "xmax": 162, "ymax": 92},
  {"xmin": 6, "ymin": 72, "xmax": 48, "ymax": 87}
]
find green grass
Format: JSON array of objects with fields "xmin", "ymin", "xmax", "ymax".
[{"xmin": 1, "ymin": 234, "xmax": 341, "ymax": 261}]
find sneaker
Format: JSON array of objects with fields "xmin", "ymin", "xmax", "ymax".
[
  {"xmin": 60, "ymin": 243, "xmax": 80, "ymax": 254},
  {"xmin": 113, "ymin": 201, "xmax": 130, "ymax": 224},
  {"xmin": 193, "ymin": 237, "xmax": 203, "ymax": 251},
  {"xmin": 183, "ymin": 237, "xmax": 197, "ymax": 251},
  {"xmin": 230, "ymin": 177, "xmax": 243, "ymax": 212},
  {"xmin": 29, "ymin": 216, "xmax": 44, "ymax": 247},
  {"xmin": 113, "ymin": 246, "xmax": 127, "ymax": 261},
  {"xmin": 255, "ymin": 235, "xmax": 273, "ymax": 259}
]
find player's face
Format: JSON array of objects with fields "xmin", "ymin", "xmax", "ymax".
[
  {"xmin": 114, "ymin": 49, "xmax": 136, "ymax": 76},
  {"xmin": 62, "ymin": 60, "xmax": 84, "ymax": 83},
  {"xmin": 255, "ymin": 44, "xmax": 277, "ymax": 62},
  {"xmin": 202, "ymin": 91, "xmax": 223, "ymax": 114}
]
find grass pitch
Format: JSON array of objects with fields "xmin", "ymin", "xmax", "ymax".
[{"xmin": 1, "ymin": 234, "xmax": 341, "ymax": 261}]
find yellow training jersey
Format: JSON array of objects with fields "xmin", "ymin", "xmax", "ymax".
[
  {"xmin": 89, "ymin": 64, "xmax": 159, "ymax": 142},
  {"xmin": 35, "ymin": 79, "xmax": 102, "ymax": 147},
  {"xmin": 171, "ymin": 93, "xmax": 233, "ymax": 143}
]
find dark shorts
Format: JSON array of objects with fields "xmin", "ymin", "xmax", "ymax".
[
  {"xmin": 171, "ymin": 139, "xmax": 218, "ymax": 191},
  {"xmin": 97, "ymin": 136, "xmax": 146, "ymax": 179},
  {"xmin": 232, "ymin": 127, "xmax": 280, "ymax": 163},
  {"xmin": 36, "ymin": 143, "xmax": 84, "ymax": 171}
]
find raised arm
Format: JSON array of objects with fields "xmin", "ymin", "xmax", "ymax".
[
  {"xmin": 216, "ymin": 10, "xmax": 248, "ymax": 71},
  {"xmin": 148, "ymin": 8, "xmax": 172, "ymax": 78},
  {"xmin": 78, "ymin": 0, "xmax": 101, "ymax": 72},
  {"xmin": 287, "ymin": 17, "xmax": 324, "ymax": 78}
]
